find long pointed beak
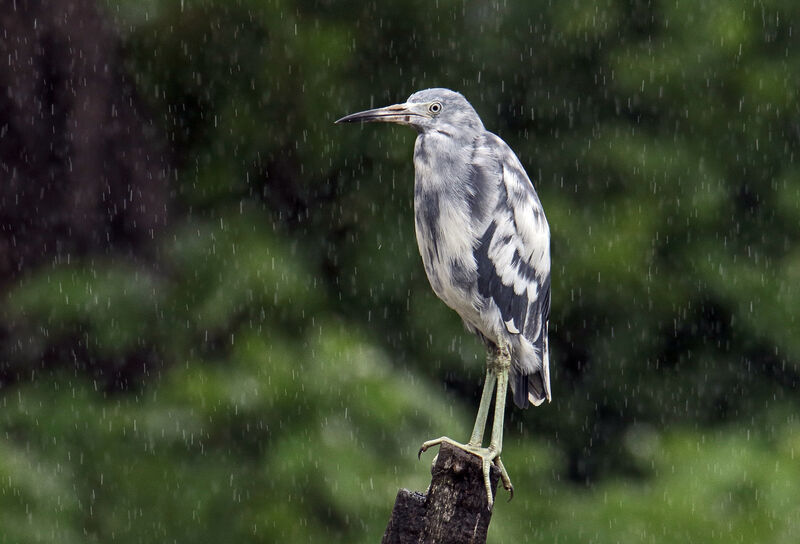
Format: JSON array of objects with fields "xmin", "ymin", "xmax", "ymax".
[{"xmin": 335, "ymin": 103, "xmax": 423, "ymax": 125}]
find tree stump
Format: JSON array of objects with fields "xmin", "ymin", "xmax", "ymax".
[{"xmin": 382, "ymin": 442, "xmax": 500, "ymax": 544}]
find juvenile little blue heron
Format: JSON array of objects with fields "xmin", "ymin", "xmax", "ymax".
[{"xmin": 336, "ymin": 88, "xmax": 551, "ymax": 507}]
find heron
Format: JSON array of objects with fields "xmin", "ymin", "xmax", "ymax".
[{"xmin": 336, "ymin": 88, "xmax": 551, "ymax": 507}]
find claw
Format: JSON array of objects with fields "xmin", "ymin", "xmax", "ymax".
[{"xmin": 418, "ymin": 439, "xmax": 437, "ymax": 460}]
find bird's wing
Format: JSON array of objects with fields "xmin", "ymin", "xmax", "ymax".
[
  {"xmin": 471, "ymin": 133, "xmax": 551, "ymax": 402},
  {"xmin": 472, "ymin": 134, "xmax": 550, "ymax": 338}
]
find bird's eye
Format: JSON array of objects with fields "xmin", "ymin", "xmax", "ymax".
[{"xmin": 429, "ymin": 102, "xmax": 442, "ymax": 114}]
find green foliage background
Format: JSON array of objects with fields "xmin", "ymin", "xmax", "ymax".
[{"xmin": 3, "ymin": 0, "xmax": 800, "ymax": 542}]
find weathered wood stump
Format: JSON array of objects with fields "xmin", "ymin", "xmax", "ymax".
[{"xmin": 382, "ymin": 442, "xmax": 501, "ymax": 544}]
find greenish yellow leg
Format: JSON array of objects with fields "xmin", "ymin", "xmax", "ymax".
[
  {"xmin": 418, "ymin": 345, "xmax": 513, "ymax": 508},
  {"xmin": 468, "ymin": 367, "xmax": 496, "ymax": 446}
]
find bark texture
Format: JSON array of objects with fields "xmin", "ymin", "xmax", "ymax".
[{"xmin": 382, "ymin": 443, "xmax": 500, "ymax": 544}]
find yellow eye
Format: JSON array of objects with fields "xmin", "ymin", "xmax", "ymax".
[{"xmin": 429, "ymin": 102, "xmax": 442, "ymax": 114}]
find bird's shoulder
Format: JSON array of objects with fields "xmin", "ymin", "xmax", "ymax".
[
  {"xmin": 470, "ymin": 131, "xmax": 549, "ymax": 267},
  {"xmin": 475, "ymin": 132, "xmax": 539, "ymax": 201}
]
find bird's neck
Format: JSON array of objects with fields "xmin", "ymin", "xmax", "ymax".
[
  {"xmin": 415, "ymin": 127, "xmax": 480, "ymax": 156},
  {"xmin": 414, "ymin": 130, "xmax": 480, "ymax": 190}
]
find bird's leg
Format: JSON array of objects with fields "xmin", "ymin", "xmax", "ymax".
[
  {"xmin": 467, "ymin": 366, "xmax": 496, "ymax": 446},
  {"xmin": 486, "ymin": 346, "xmax": 513, "ymax": 496},
  {"xmin": 418, "ymin": 346, "xmax": 513, "ymax": 508}
]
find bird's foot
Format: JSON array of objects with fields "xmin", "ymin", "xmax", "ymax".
[{"xmin": 418, "ymin": 436, "xmax": 513, "ymax": 508}]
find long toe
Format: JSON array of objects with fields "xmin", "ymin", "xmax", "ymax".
[
  {"xmin": 494, "ymin": 456, "xmax": 514, "ymax": 500},
  {"xmin": 480, "ymin": 456, "xmax": 495, "ymax": 508},
  {"xmin": 419, "ymin": 436, "xmax": 461, "ymax": 459}
]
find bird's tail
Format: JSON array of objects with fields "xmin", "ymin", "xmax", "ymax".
[{"xmin": 509, "ymin": 330, "xmax": 551, "ymax": 409}]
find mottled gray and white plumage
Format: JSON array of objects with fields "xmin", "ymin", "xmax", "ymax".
[
  {"xmin": 409, "ymin": 89, "xmax": 550, "ymax": 408},
  {"xmin": 339, "ymin": 88, "xmax": 551, "ymax": 407},
  {"xmin": 337, "ymin": 88, "xmax": 551, "ymax": 506}
]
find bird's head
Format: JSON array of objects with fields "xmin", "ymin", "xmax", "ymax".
[{"xmin": 335, "ymin": 88, "xmax": 484, "ymax": 136}]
